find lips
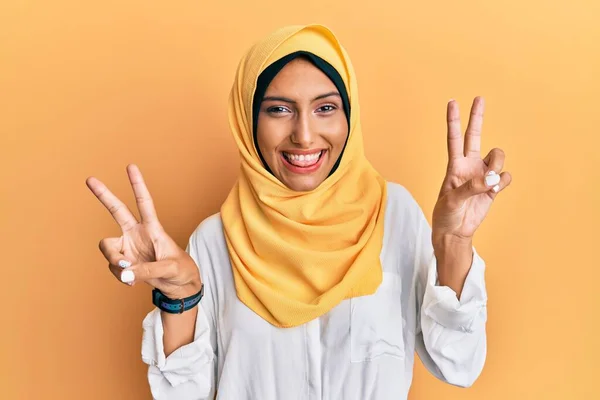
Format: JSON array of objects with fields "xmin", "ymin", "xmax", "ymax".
[
  {"xmin": 280, "ymin": 150, "xmax": 327, "ymax": 174},
  {"xmin": 282, "ymin": 150, "xmax": 324, "ymax": 167}
]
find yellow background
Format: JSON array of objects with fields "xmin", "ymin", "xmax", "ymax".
[{"xmin": 2, "ymin": 0, "xmax": 599, "ymax": 399}]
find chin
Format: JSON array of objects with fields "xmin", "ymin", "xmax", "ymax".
[
  {"xmin": 284, "ymin": 178, "xmax": 321, "ymax": 192},
  {"xmin": 282, "ymin": 174, "xmax": 327, "ymax": 192}
]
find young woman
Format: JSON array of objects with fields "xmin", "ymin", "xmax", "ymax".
[{"xmin": 87, "ymin": 24, "xmax": 511, "ymax": 399}]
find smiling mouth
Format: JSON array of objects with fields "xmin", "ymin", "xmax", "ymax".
[
  {"xmin": 280, "ymin": 150, "xmax": 328, "ymax": 175},
  {"xmin": 282, "ymin": 150, "xmax": 325, "ymax": 167}
]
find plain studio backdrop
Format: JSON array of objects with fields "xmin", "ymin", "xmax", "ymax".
[{"xmin": 1, "ymin": 1, "xmax": 598, "ymax": 399}]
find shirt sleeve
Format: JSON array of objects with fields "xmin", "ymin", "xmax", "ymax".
[
  {"xmin": 141, "ymin": 229, "xmax": 218, "ymax": 400},
  {"xmin": 413, "ymin": 205, "xmax": 488, "ymax": 388}
]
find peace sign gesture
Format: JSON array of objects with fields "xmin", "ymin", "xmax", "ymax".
[
  {"xmin": 86, "ymin": 164, "xmax": 202, "ymax": 299},
  {"xmin": 431, "ymin": 97, "xmax": 513, "ymax": 246}
]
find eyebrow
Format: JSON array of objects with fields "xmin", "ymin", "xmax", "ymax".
[{"xmin": 262, "ymin": 91, "xmax": 341, "ymax": 104}]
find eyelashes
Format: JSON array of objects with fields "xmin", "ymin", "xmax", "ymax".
[
  {"xmin": 265, "ymin": 104, "xmax": 338, "ymax": 115},
  {"xmin": 266, "ymin": 106, "xmax": 290, "ymax": 114},
  {"xmin": 318, "ymin": 105, "xmax": 336, "ymax": 113}
]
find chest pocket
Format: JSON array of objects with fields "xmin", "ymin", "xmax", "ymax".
[{"xmin": 350, "ymin": 271, "xmax": 405, "ymax": 362}]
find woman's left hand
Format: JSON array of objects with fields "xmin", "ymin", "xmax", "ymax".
[{"xmin": 431, "ymin": 97, "xmax": 512, "ymax": 247}]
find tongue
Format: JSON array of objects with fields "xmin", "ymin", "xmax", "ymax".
[{"xmin": 287, "ymin": 153, "xmax": 320, "ymax": 167}]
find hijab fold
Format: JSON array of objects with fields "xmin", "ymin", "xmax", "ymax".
[{"xmin": 221, "ymin": 24, "xmax": 388, "ymax": 328}]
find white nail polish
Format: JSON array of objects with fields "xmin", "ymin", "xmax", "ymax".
[
  {"xmin": 487, "ymin": 170, "xmax": 496, "ymax": 176},
  {"xmin": 118, "ymin": 260, "xmax": 131, "ymax": 268},
  {"xmin": 121, "ymin": 270, "xmax": 135, "ymax": 283},
  {"xmin": 485, "ymin": 174, "xmax": 501, "ymax": 186},
  {"xmin": 492, "ymin": 184, "xmax": 500, "ymax": 193}
]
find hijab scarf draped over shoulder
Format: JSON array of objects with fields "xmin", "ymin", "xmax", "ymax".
[{"xmin": 221, "ymin": 24, "xmax": 388, "ymax": 328}]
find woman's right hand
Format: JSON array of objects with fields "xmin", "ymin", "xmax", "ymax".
[{"xmin": 86, "ymin": 164, "xmax": 202, "ymax": 299}]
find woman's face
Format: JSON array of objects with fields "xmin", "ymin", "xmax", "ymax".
[{"xmin": 256, "ymin": 58, "xmax": 348, "ymax": 192}]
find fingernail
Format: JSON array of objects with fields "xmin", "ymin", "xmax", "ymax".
[
  {"xmin": 485, "ymin": 174, "xmax": 501, "ymax": 186},
  {"xmin": 448, "ymin": 98, "xmax": 454, "ymax": 103},
  {"xmin": 492, "ymin": 184, "xmax": 500, "ymax": 193},
  {"xmin": 118, "ymin": 260, "xmax": 131, "ymax": 269},
  {"xmin": 121, "ymin": 270, "xmax": 135, "ymax": 283},
  {"xmin": 487, "ymin": 170, "xmax": 496, "ymax": 176}
]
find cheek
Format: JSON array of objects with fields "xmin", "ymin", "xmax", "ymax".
[
  {"xmin": 256, "ymin": 120, "xmax": 288, "ymax": 156},
  {"xmin": 327, "ymin": 119, "xmax": 349, "ymax": 151}
]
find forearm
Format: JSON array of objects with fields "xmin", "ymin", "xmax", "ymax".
[
  {"xmin": 162, "ymin": 307, "xmax": 199, "ymax": 357},
  {"xmin": 161, "ymin": 279, "xmax": 203, "ymax": 357},
  {"xmin": 418, "ymin": 238, "xmax": 487, "ymax": 387},
  {"xmin": 433, "ymin": 235, "xmax": 474, "ymax": 299}
]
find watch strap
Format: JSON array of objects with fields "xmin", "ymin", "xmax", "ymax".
[{"xmin": 152, "ymin": 284, "xmax": 204, "ymax": 314}]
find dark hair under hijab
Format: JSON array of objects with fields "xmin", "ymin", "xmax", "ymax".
[{"xmin": 252, "ymin": 51, "xmax": 351, "ymax": 178}]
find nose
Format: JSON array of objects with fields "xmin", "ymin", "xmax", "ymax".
[{"xmin": 290, "ymin": 112, "xmax": 315, "ymax": 148}]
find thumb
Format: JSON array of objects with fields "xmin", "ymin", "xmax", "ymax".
[
  {"xmin": 452, "ymin": 171, "xmax": 501, "ymax": 203},
  {"xmin": 120, "ymin": 259, "xmax": 178, "ymax": 285}
]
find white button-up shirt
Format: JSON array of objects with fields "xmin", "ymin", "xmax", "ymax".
[{"xmin": 141, "ymin": 183, "xmax": 488, "ymax": 399}]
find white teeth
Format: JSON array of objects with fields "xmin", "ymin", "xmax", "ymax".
[
  {"xmin": 283, "ymin": 151, "xmax": 323, "ymax": 167},
  {"xmin": 284, "ymin": 152, "xmax": 321, "ymax": 161}
]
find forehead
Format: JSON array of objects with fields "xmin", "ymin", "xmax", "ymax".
[{"xmin": 265, "ymin": 58, "xmax": 336, "ymax": 94}]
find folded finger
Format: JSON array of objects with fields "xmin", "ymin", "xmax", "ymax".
[
  {"xmin": 120, "ymin": 259, "xmax": 178, "ymax": 285},
  {"xmin": 108, "ymin": 263, "xmax": 134, "ymax": 286},
  {"xmin": 487, "ymin": 171, "xmax": 512, "ymax": 198},
  {"xmin": 98, "ymin": 237, "xmax": 124, "ymax": 265},
  {"xmin": 451, "ymin": 177, "xmax": 488, "ymax": 205},
  {"xmin": 483, "ymin": 148, "xmax": 506, "ymax": 175}
]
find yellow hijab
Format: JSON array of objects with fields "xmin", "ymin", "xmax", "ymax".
[{"xmin": 221, "ymin": 24, "xmax": 387, "ymax": 328}]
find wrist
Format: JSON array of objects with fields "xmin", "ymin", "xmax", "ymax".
[
  {"xmin": 179, "ymin": 278, "xmax": 203, "ymax": 298},
  {"xmin": 154, "ymin": 280, "xmax": 204, "ymax": 314},
  {"xmin": 432, "ymin": 233, "xmax": 472, "ymax": 255},
  {"xmin": 175, "ymin": 252, "xmax": 203, "ymax": 299}
]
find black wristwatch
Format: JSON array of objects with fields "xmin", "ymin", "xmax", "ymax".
[{"xmin": 152, "ymin": 284, "xmax": 204, "ymax": 314}]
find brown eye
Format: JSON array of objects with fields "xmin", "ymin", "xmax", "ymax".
[
  {"xmin": 266, "ymin": 106, "xmax": 291, "ymax": 114},
  {"xmin": 317, "ymin": 105, "xmax": 336, "ymax": 113}
]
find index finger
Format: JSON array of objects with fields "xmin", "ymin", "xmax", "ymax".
[
  {"xmin": 126, "ymin": 164, "xmax": 158, "ymax": 224},
  {"xmin": 464, "ymin": 96, "xmax": 484, "ymax": 158},
  {"xmin": 446, "ymin": 99, "xmax": 463, "ymax": 162},
  {"xmin": 86, "ymin": 176, "xmax": 138, "ymax": 231}
]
